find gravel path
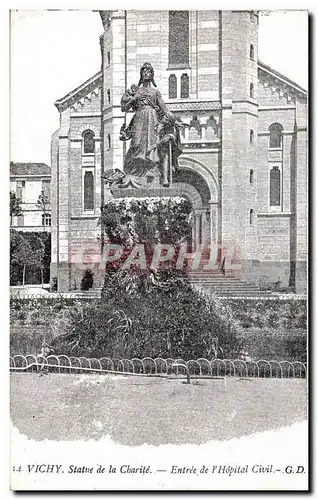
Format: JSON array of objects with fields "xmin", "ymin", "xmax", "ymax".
[{"xmin": 10, "ymin": 373, "xmax": 307, "ymax": 446}]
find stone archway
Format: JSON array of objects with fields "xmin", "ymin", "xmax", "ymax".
[{"xmin": 173, "ymin": 157, "xmax": 220, "ymax": 251}]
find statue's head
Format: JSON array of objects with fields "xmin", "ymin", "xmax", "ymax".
[{"xmin": 138, "ymin": 62, "xmax": 157, "ymax": 87}]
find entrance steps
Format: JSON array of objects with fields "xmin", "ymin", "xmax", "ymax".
[
  {"xmin": 78, "ymin": 272, "xmax": 273, "ymax": 299},
  {"xmin": 188, "ymin": 273, "xmax": 273, "ymax": 297}
]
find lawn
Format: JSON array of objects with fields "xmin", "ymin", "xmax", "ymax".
[{"xmin": 10, "ymin": 373, "xmax": 307, "ymax": 446}]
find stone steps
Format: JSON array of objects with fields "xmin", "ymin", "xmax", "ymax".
[
  {"xmin": 84, "ymin": 275, "xmax": 273, "ymax": 298},
  {"xmin": 188, "ymin": 270, "xmax": 274, "ymax": 296}
]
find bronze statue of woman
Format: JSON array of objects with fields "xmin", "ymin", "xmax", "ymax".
[{"xmin": 121, "ymin": 62, "xmax": 170, "ymax": 180}]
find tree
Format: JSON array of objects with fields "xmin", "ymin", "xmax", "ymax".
[
  {"xmin": 12, "ymin": 236, "xmax": 37, "ymax": 286},
  {"xmin": 10, "ymin": 229, "xmax": 25, "ymax": 285},
  {"xmin": 36, "ymin": 189, "xmax": 50, "ymax": 231},
  {"xmin": 34, "ymin": 237, "xmax": 46, "ymax": 286},
  {"xmin": 10, "ymin": 191, "xmax": 22, "ymax": 226}
]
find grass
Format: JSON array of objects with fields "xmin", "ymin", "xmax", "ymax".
[{"xmin": 10, "ymin": 373, "xmax": 307, "ymax": 446}]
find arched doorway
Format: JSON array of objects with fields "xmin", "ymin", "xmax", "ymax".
[{"xmin": 173, "ymin": 157, "xmax": 219, "ymax": 253}]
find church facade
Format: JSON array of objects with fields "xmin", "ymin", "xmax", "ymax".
[{"xmin": 51, "ymin": 10, "xmax": 307, "ymax": 293}]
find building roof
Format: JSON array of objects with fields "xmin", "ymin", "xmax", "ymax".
[
  {"xmin": 54, "ymin": 71, "xmax": 102, "ymax": 113},
  {"xmin": 54, "ymin": 61, "xmax": 307, "ymax": 113},
  {"xmin": 10, "ymin": 162, "xmax": 51, "ymax": 177},
  {"xmin": 258, "ymin": 60, "xmax": 307, "ymax": 96}
]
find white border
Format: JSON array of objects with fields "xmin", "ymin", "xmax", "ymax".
[{"xmin": 2, "ymin": 3, "xmax": 315, "ymax": 499}]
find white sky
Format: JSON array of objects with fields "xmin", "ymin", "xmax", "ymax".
[{"xmin": 10, "ymin": 10, "xmax": 308, "ymax": 166}]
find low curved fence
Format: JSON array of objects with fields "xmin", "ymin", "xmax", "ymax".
[{"xmin": 9, "ymin": 355, "xmax": 307, "ymax": 379}]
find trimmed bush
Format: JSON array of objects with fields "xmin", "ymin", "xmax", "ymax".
[{"xmin": 81, "ymin": 269, "xmax": 94, "ymax": 291}]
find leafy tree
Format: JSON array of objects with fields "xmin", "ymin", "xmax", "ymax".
[
  {"xmin": 10, "ymin": 229, "xmax": 25, "ymax": 285},
  {"xmin": 10, "ymin": 230, "xmax": 51, "ymax": 285},
  {"xmin": 11, "ymin": 236, "xmax": 37, "ymax": 286},
  {"xmin": 34, "ymin": 237, "xmax": 46, "ymax": 286},
  {"xmin": 10, "ymin": 191, "xmax": 22, "ymax": 226}
]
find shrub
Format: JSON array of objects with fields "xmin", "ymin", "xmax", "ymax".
[
  {"xmin": 221, "ymin": 297, "xmax": 307, "ymax": 330},
  {"xmin": 10, "ymin": 296, "xmax": 307, "ymax": 361},
  {"xmin": 81, "ymin": 269, "xmax": 94, "ymax": 291},
  {"xmin": 237, "ymin": 329, "xmax": 307, "ymax": 362},
  {"xmin": 51, "ymin": 271, "xmax": 241, "ymax": 360}
]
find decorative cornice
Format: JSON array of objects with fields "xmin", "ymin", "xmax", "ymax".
[
  {"xmin": 258, "ymin": 60, "xmax": 307, "ymax": 96},
  {"xmin": 258, "ymin": 61, "xmax": 307, "ymax": 104},
  {"xmin": 258, "ymin": 78, "xmax": 296, "ymax": 105},
  {"xmin": 55, "ymin": 71, "xmax": 102, "ymax": 113},
  {"xmin": 167, "ymin": 101, "xmax": 221, "ymax": 112}
]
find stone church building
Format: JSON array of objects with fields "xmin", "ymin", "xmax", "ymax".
[{"xmin": 51, "ymin": 10, "xmax": 307, "ymax": 293}]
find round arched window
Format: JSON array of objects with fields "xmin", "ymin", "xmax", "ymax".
[
  {"xmin": 269, "ymin": 123, "xmax": 283, "ymax": 149},
  {"xmin": 82, "ymin": 130, "xmax": 95, "ymax": 154}
]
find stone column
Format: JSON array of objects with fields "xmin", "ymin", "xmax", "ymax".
[
  {"xmin": 295, "ymin": 101, "xmax": 308, "ymax": 293},
  {"xmin": 182, "ymin": 116, "xmax": 192, "ymax": 142},
  {"xmin": 198, "ymin": 116, "xmax": 209, "ymax": 141},
  {"xmin": 195, "ymin": 212, "xmax": 201, "ymax": 249},
  {"xmin": 57, "ymin": 109, "xmax": 71, "ymax": 292}
]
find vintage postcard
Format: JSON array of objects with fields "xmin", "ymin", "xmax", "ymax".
[{"xmin": 9, "ymin": 8, "xmax": 308, "ymax": 491}]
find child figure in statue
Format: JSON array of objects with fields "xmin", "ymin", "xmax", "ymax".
[
  {"xmin": 156, "ymin": 113, "xmax": 184, "ymax": 175},
  {"xmin": 119, "ymin": 84, "xmax": 139, "ymax": 141}
]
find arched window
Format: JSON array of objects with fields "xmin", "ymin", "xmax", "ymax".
[
  {"xmin": 188, "ymin": 117, "xmax": 201, "ymax": 141},
  {"xmin": 84, "ymin": 171, "xmax": 94, "ymax": 211},
  {"xmin": 250, "ymin": 129, "xmax": 254, "ymax": 144},
  {"xmin": 169, "ymin": 11, "xmax": 189, "ymax": 66},
  {"xmin": 107, "ymin": 89, "xmax": 111, "ymax": 104},
  {"xmin": 107, "ymin": 134, "xmax": 111, "ymax": 150},
  {"xmin": 250, "ymin": 44, "xmax": 254, "ymax": 60},
  {"xmin": 180, "ymin": 73, "xmax": 189, "ymax": 98},
  {"xmin": 269, "ymin": 123, "xmax": 283, "ymax": 149},
  {"xmin": 250, "ymin": 169, "xmax": 254, "ymax": 184},
  {"xmin": 250, "ymin": 11, "xmax": 254, "ymax": 22},
  {"xmin": 82, "ymin": 130, "xmax": 95, "ymax": 154},
  {"xmin": 206, "ymin": 116, "xmax": 218, "ymax": 140},
  {"xmin": 250, "ymin": 83, "xmax": 254, "ymax": 98},
  {"xmin": 270, "ymin": 167, "xmax": 281, "ymax": 206},
  {"xmin": 249, "ymin": 209, "xmax": 254, "ymax": 225},
  {"xmin": 168, "ymin": 74, "xmax": 177, "ymax": 99},
  {"xmin": 107, "ymin": 51, "xmax": 111, "ymax": 66}
]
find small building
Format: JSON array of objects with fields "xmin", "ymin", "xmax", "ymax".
[{"xmin": 10, "ymin": 162, "xmax": 51, "ymax": 232}]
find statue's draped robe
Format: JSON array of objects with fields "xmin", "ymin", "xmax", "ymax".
[{"xmin": 122, "ymin": 86, "xmax": 168, "ymax": 177}]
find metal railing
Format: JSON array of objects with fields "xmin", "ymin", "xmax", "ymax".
[{"xmin": 10, "ymin": 355, "xmax": 307, "ymax": 380}]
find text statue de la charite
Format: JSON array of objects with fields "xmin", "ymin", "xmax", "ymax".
[{"xmin": 103, "ymin": 62, "xmax": 185, "ymax": 189}]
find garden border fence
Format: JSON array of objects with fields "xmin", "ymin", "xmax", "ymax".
[{"xmin": 9, "ymin": 355, "xmax": 307, "ymax": 380}]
